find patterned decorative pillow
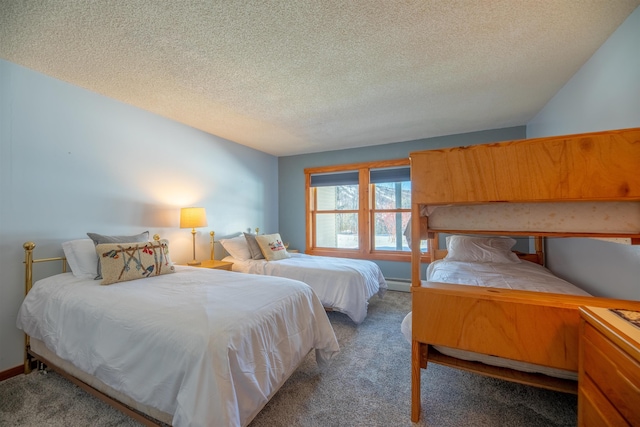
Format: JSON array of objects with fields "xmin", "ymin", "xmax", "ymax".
[
  {"xmin": 87, "ymin": 231, "xmax": 150, "ymax": 279},
  {"xmin": 243, "ymin": 232, "xmax": 265, "ymax": 260},
  {"xmin": 255, "ymin": 233, "xmax": 290, "ymax": 261},
  {"xmin": 97, "ymin": 239, "xmax": 175, "ymax": 285}
]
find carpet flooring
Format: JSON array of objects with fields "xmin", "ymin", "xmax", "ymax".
[{"xmin": 0, "ymin": 290, "xmax": 577, "ymax": 426}]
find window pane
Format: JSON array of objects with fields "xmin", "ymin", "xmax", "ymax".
[
  {"xmin": 315, "ymin": 213, "xmax": 358, "ymax": 248},
  {"xmin": 374, "ymin": 212, "xmax": 410, "ymax": 251},
  {"xmin": 374, "ymin": 182, "xmax": 411, "ymax": 210},
  {"xmin": 373, "ymin": 212, "xmax": 427, "ymax": 252},
  {"xmin": 316, "ymin": 185, "xmax": 359, "ymax": 211}
]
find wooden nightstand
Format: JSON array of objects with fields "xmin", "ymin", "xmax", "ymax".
[
  {"xmin": 196, "ymin": 260, "xmax": 234, "ymax": 271},
  {"xmin": 578, "ymin": 306, "xmax": 640, "ymax": 426}
]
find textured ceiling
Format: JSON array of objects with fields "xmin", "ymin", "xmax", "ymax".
[{"xmin": 1, "ymin": 1, "xmax": 639, "ymax": 156}]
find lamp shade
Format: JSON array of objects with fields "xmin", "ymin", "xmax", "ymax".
[{"xmin": 180, "ymin": 207, "xmax": 208, "ymax": 229}]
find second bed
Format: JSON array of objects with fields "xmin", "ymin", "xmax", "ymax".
[{"xmin": 219, "ymin": 233, "xmax": 387, "ymax": 324}]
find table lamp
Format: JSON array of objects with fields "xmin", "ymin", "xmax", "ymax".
[{"xmin": 180, "ymin": 207, "xmax": 208, "ymax": 266}]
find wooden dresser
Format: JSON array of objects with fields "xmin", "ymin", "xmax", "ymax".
[{"xmin": 578, "ymin": 306, "xmax": 640, "ymax": 427}]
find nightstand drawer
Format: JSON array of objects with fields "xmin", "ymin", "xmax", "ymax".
[{"xmin": 583, "ymin": 322, "xmax": 640, "ymax": 424}]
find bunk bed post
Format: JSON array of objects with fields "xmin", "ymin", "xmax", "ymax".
[
  {"xmin": 535, "ymin": 236, "xmax": 544, "ymax": 266},
  {"xmin": 410, "ymin": 165, "xmax": 423, "ymax": 421},
  {"xmin": 411, "ymin": 340, "xmax": 422, "ymax": 421},
  {"xmin": 410, "ymin": 203, "xmax": 422, "ymax": 288}
]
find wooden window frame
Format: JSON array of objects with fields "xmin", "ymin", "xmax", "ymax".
[{"xmin": 305, "ymin": 159, "xmax": 433, "ymax": 263}]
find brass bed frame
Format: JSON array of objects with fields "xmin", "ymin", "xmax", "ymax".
[{"xmin": 22, "ymin": 237, "xmax": 166, "ymax": 426}]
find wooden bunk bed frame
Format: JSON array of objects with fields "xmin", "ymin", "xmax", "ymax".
[{"xmin": 408, "ymin": 128, "xmax": 640, "ymax": 422}]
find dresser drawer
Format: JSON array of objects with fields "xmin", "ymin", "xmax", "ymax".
[
  {"xmin": 579, "ymin": 375, "xmax": 629, "ymax": 427},
  {"xmin": 583, "ymin": 322, "xmax": 640, "ymax": 425}
]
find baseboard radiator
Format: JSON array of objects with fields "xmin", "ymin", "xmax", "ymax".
[{"xmin": 384, "ymin": 278, "xmax": 411, "ymax": 292}]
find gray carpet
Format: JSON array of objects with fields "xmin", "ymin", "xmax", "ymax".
[{"xmin": 0, "ymin": 291, "xmax": 577, "ymax": 426}]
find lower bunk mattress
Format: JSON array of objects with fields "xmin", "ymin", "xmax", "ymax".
[{"xmin": 401, "ymin": 259, "xmax": 591, "ymax": 380}]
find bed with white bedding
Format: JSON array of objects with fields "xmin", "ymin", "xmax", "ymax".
[
  {"xmin": 225, "ymin": 253, "xmax": 386, "ymax": 324},
  {"xmin": 18, "ymin": 238, "xmax": 339, "ymax": 427},
  {"xmin": 401, "ymin": 256, "xmax": 591, "ymax": 379},
  {"xmin": 219, "ymin": 234, "xmax": 387, "ymax": 324}
]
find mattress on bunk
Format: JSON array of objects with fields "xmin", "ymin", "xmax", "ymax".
[{"xmin": 401, "ymin": 259, "xmax": 591, "ymax": 380}]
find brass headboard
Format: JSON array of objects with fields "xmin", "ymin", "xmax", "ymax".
[
  {"xmin": 23, "ymin": 242, "xmax": 67, "ymax": 295},
  {"xmin": 21, "ymin": 234, "xmax": 161, "ymax": 373},
  {"xmin": 209, "ymin": 228, "xmax": 260, "ymax": 260}
]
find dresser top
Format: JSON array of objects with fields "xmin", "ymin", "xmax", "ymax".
[{"xmin": 581, "ymin": 305, "xmax": 640, "ymax": 363}]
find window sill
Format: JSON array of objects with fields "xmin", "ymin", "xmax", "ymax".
[{"xmin": 306, "ymin": 248, "xmax": 431, "ymax": 263}]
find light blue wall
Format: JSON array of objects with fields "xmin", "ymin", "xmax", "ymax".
[
  {"xmin": 0, "ymin": 59, "xmax": 279, "ymax": 372},
  {"xmin": 278, "ymin": 127, "xmax": 526, "ymax": 280},
  {"xmin": 526, "ymin": 7, "xmax": 640, "ymax": 301}
]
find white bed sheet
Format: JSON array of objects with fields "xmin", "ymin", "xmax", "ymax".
[
  {"xmin": 224, "ymin": 253, "xmax": 387, "ymax": 324},
  {"xmin": 17, "ymin": 266, "xmax": 339, "ymax": 427},
  {"xmin": 401, "ymin": 259, "xmax": 591, "ymax": 379}
]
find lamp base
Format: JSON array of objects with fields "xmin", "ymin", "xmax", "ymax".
[{"xmin": 187, "ymin": 260, "xmax": 201, "ymax": 266}]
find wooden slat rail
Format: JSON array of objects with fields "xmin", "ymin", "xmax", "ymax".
[
  {"xmin": 411, "ymin": 283, "xmax": 640, "ymax": 422},
  {"xmin": 411, "ymin": 128, "xmax": 640, "ymax": 205}
]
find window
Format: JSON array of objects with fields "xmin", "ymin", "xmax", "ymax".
[{"xmin": 305, "ymin": 159, "xmax": 431, "ymax": 262}]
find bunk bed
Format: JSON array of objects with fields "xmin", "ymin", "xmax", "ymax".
[{"xmin": 408, "ymin": 128, "xmax": 640, "ymax": 422}]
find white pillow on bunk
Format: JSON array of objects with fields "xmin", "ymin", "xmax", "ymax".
[
  {"xmin": 62, "ymin": 239, "xmax": 99, "ymax": 279},
  {"xmin": 219, "ymin": 235, "xmax": 252, "ymax": 261},
  {"xmin": 445, "ymin": 235, "xmax": 521, "ymax": 264}
]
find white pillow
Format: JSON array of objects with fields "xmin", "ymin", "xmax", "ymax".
[
  {"xmin": 444, "ymin": 235, "xmax": 521, "ymax": 264},
  {"xmin": 62, "ymin": 239, "xmax": 99, "ymax": 279},
  {"xmin": 219, "ymin": 235, "xmax": 252, "ymax": 261}
]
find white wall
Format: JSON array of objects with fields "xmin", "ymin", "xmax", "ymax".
[
  {"xmin": 0, "ymin": 59, "xmax": 279, "ymax": 372},
  {"xmin": 527, "ymin": 7, "xmax": 640, "ymax": 300}
]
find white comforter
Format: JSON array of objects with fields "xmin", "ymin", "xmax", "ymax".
[
  {"xmin": 423, "ymin": 259, "xmax": 591, "ymax": 294},
  {"xmin": 401, "ymin": 259, "xmax": 590, "ymax": 379},
  {"xmin": 17, "ymin": 266, "xmax": 339, "ymax": 427},
  {"xmin": 224, "ymin": 253, "xmax": 387, "ymax": 324}
]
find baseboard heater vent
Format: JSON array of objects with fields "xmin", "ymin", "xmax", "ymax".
[{"xmin": 384, "ymin": 278, "xmax": 411, "ymax": 292}]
